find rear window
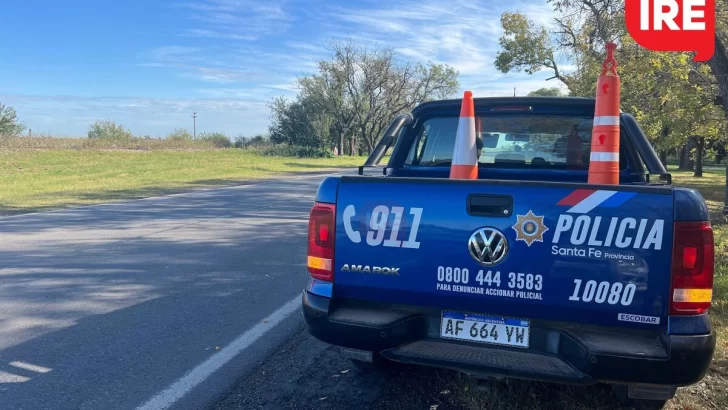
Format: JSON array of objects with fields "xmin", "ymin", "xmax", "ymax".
[{"xmin": 406, "ymin": 115, "xmax": 624, "ymax": 170}]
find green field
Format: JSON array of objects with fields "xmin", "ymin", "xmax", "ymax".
[
  {"xmin": 670, "ymin": 168, "xmax": 728, "ymax": 410},
  {"xmin": 0, "ymin": 149, "xmax": 366, "ymax": 215}
]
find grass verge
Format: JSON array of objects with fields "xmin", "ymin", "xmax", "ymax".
[
  {"xmin": 0, "ymin": 149, "xmax": 365, "ymax": 215},
  {"xmin": 668, "ymin": 167, "xmax": 728, "ymax": 410}
]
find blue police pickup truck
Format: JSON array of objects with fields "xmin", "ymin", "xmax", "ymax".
[{"xmin": 301, "ymin": 97, "xmax": 716, "ymax": 408}]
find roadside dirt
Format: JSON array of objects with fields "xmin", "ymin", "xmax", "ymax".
[{"xmin": 210, "ymin": 327, "xmax": 687, "ymax": 410}]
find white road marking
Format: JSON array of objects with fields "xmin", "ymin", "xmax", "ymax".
[
  {"xmin": 0, "ymin": 370, "xmax": 30, "ymax": 383},
  {"xmin": 135, "ymin": 296, "xmax": 301, "ymax": 410},
  {"xmin": 9, "ymin": 361, "xmax": 52, "ymax": 373}
]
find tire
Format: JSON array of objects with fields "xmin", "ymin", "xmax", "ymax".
[{"xmin": 612, "ymin": 385, "xmax": 668, "ymax": 410}]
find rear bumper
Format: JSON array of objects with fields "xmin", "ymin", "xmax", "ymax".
[{"xmin": 302, "ymin": 291, "xmax": 715, "ymax": 387}]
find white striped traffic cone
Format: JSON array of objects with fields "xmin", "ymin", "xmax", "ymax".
[
  {"xmin": 450, "ymin": 91, "xmax": 478, "ymax": 180},
  {"xmin": 588, "ymin": 43, "xmax": 620, "ymax": 185}
]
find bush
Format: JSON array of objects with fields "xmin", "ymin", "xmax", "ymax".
[
  {"xmin": 260, "ymin": 145, "xmax": 333, "ymax": 158},
  {"xmin": 0, "ymin": 135, "xmax": 219, "ymax": 150},
  {"xmin": 87, "ymin": 120, "xmax": 133, "ymax": 139},
  {"xmin": 235, "ymin": 134, "xmax": 270, "ymax": 148},
  {"xmin": 167, "ymin": 128, "xmax": 193, "ymax": 141},
  {"xmin": 0, "ymin": 103, "xmax": 25, "ymax": 136},
  {"xmin": 198, "ymin": 132, "xmax": 232, "ymax": 148}
]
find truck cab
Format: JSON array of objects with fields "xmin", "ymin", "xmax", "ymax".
[{"xmin": 301, "ymin": 97, "xmax": 716, "ymax": 408}]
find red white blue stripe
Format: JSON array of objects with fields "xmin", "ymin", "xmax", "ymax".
[{"xmin": 557, "ymin": 189, "xmax": 637, "ymax": 214}]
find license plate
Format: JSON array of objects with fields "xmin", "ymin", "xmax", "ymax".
[{"xmin": 440, "ymin": 311, "xmax": 530, "ymax": 348}]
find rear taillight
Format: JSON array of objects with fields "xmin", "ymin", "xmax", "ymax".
[
  {"xmin": 307, "ymin": 202, "xmax": 335, "ymax": 282},
  {"xmin": 670, "ymin": 221, "xmax": 714, "ymax": 315}
]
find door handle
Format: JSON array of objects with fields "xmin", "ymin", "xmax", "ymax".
[{"xmin": 467, "ymin": 194, "xmax": 513, "ymax": 217}]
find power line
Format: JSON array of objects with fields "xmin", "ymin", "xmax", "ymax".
[{"xmin": 192, "ymin": 112, "xmax": 198, "ymax": 140}]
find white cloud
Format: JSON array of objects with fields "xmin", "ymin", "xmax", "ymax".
[
  {"xmin": 138, "ymin": 46, "xmax": 202, "ymax": 62},
  {"xmin": 284, "ymin": 41, "xmax": 327, "ymax": 53},
  {"xmin": 138, "ymin": 44, "xmax": 315, "ymax": 85},
  {"xmin": 144, "ymin": 3, "xmax": 564, "ymax": 96},
  {"xmin": 196, "ymin": 67, "xmax": 251, "ymax": 83},
  {"xmin": 261, "ymin": 83, "xmax": 298, "ymax": 92},
  {"xmin": 176, "ymin": 0, "xmax": 294, "ymax": 41},
  {"xmin": 180, "ymin": 29, "xmax": 257, "ymax": 41},
  {"xmin": 321, "ymin": 0, "xmax": 558, "ymax": 85},
  {"xmin": 16, "ymin": 0, "xmax": 572, "ymax": 136},
  {"xmin": 515, "ymin": 1, "xmax": 558, "ymax": 28},
  {"xmin": 471, "ymin": 76, "xmax": 570, "ymax": 97}
]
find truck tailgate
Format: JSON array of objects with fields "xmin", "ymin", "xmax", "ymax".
[{"xmin": 333, "ymin": 176, "xmax": 674, "ymax": 330}]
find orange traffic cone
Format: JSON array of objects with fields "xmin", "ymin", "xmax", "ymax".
[
  {"xmin": 450, "ymin": 91, "xmax": 478, "ymax": 180},
  {"xmin": 588, "ymin": 42, "xmax": 620, "ymax": 185}
]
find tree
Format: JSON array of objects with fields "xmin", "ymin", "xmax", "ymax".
[
  {"xmin": 271, "ymin": 40, "xmax": 459, "ymax": 155},
  {"xmin": 88, "ymin": 120, "xmax": 133, "ymax": 139},
  {"xmin": 268, "ymin": 96, "xmax": 327, "ymax": 148},
  {"xmin": 494, "ymin": 1, "xmax": 725, "ymax": 179},
  {"xmin": 0, "ymin": 103, "xmax": 25, "ymax": 136},
  {"xmin": 298, "ymin": 59, "xmax": 356, "ymax": 155},
  {"xmin": 528, "ymin": 87, "xmax": 564, "ymax": 96},
  {"xmin": 330, "ymin": 40, "xmax": 459, "ymax": 154},
  {"xmin": 495, "ymin": 12, "xmax": 574, "ymax": 90},
  {"xmin": 708, "ymin": 1, "xmax": 728, "ymax": 122},
  {"xmin": 234, "ymin": 134, "xmax": 269, "ymax": 148},
  {"xmin": 705, "ymin": 1, "xmax": 728, "ymax": 207}
]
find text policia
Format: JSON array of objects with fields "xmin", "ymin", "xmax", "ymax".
[{"xmin": 551, "ymin": 214, "xmax": 664, "ymax": 260}]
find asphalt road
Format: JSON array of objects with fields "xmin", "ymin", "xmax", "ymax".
[
  {"xmin": 0, "ymin": 171, "xmax": 634, "ymax": 410},
  {"xmin": 0, "ymin": 172, "xmax": 342, "ymax": 410}
]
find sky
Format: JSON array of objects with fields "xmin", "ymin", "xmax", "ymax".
[{"xmin": 0, "ymin": 0, "xmax": 570, "ymax": 138}]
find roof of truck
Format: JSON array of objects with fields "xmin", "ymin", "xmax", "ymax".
[{"xmin": 412, "ymin": 96, "xmax": 598, "ymax": 116}]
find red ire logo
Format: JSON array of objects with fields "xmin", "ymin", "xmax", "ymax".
[{"xmin": 625, "ymin": 0, "xmax": 715, "ymax": 61}]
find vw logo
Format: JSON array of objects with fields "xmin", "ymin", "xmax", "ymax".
[{"xmin": 468, "ymin": 227, "xmax": 508, "ymax": 266}]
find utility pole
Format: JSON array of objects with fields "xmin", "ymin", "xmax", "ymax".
[
  {"xmin": 513, "ymin": 87, "xmax": 516, "ymax": 97},
  {"xmin": 192, "ymin": 112, "xmax": 198, "ymax": 140}
]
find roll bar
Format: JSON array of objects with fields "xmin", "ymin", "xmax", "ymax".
[{"xmin": 359, "ymin": 114, "xmax": 412, "ymax": 175}]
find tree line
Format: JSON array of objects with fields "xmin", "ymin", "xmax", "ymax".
[
  {"xmin": 267, "ymin": 40, "xmax": 460, "ymax": 156},
  {"xmin": 0, "ymin": 112, "xmax": 270, "ymax": 150},
  {"xmin": 87, "ymin": 120, "xmax": 277, "ymax": 149},
  {"xmin": 496, "ymin": 0, "xmax": 728, "ymax": 177}
]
